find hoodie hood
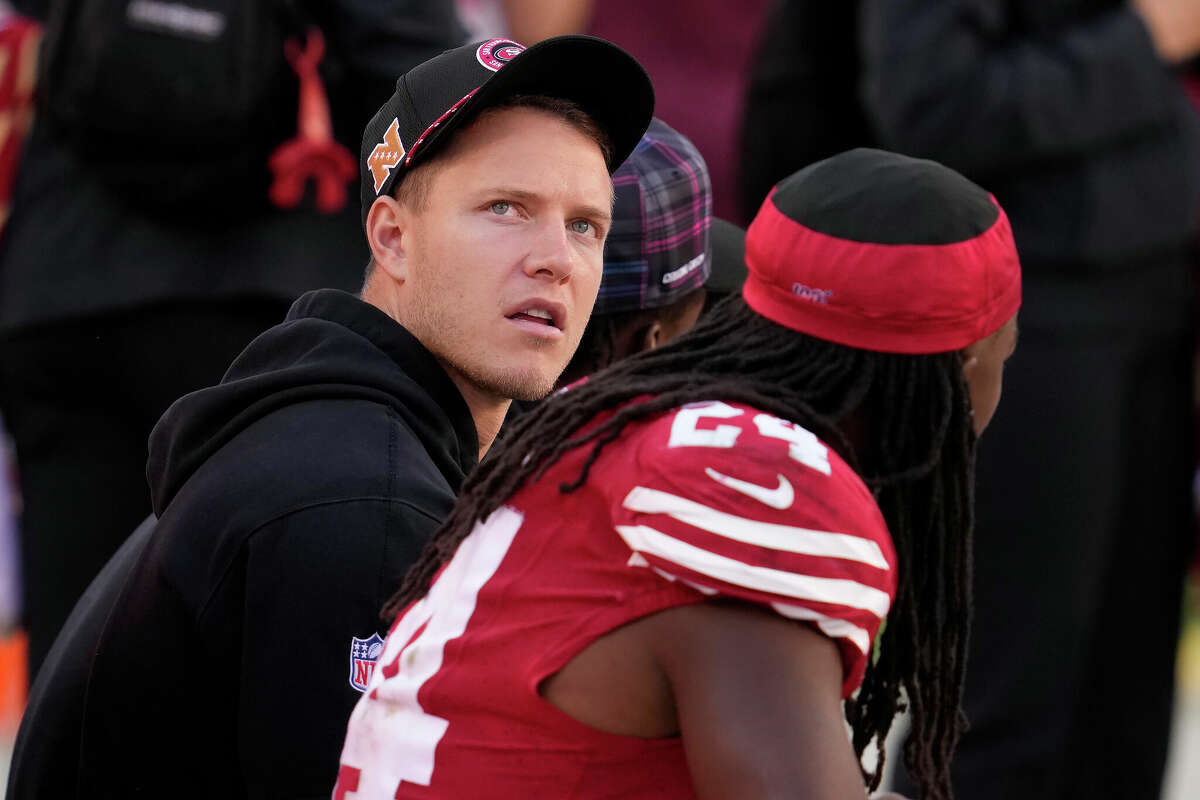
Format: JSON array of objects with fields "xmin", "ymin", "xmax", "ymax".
[{"xmin": 147, "ymin": 290, "xmax": 479, "ymax": 515}]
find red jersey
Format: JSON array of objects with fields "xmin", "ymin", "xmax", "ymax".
[{"xmin": 335, "ymin": 400, "xmax": 897, "ymax": 799}]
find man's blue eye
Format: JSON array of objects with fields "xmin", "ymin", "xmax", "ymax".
[
  {"xmin": 490, "ymin": 201, "xmax": 510, "ymax": 215},
  {"xmin": 570, "ymin": 220, "xmax": 591, "ymax": 234}
]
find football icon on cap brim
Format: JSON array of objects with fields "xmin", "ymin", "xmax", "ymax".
[{"xmin": 368, "ymin": 119, "xmax": 406, "ymax": 195}]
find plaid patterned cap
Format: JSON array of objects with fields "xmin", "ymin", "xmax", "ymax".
[{"xmin": 593, "ymin": 118, "xmax": 712, "ymax": 314}]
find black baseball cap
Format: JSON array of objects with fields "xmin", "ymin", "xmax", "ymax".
[
  {"xmin": 706, "ymin": 217, "xmax": 747, "ymax": 296},
  {"xmin": 360, "ymin": 35, "xmax": 655, "ymax": 226}
]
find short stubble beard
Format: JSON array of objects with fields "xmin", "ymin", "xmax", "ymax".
[{"xmin": 444, "ymin": 344, "xmax": 563, "ymax": 403}]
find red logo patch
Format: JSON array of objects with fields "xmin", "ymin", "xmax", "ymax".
[
  {"xmin": 368, "ymin": 118, "xmax": 405, "ymax": 194},
  {"xmin": 476, "ymin": 38, "xmax": 524, "ymax": 72}
]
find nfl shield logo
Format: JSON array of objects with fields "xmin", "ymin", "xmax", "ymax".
[{"xmin": 349, "ymin": 632, "xmax": 385, "ymax": 692}]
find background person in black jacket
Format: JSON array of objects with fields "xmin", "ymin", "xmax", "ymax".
[
  {"xmin": 743, "ymin": 1, "xmax": 1200, "ymax": 798},
  {"xmin": 863, "ymin": 3, "xmax": 1200, "ymax": 797},
  {"xmin": 0, "ymin": 0, "xmax": 466, "ymax": 682},
  {"xmin": 5, "ymin": 36, "xmax": 653, "ymax": 798}
]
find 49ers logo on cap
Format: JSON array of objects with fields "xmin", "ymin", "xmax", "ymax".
[
  {"xmin": 368, "ymin": 118, "xmax": 406, "ymax": 194},
  {"xmin": 476, "ymin": 38, "xmax": 524, "ymax": 72}
]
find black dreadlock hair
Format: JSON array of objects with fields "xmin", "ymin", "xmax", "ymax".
[
  {"xmin": 385, "ymin": 295, "xmax": 976, "ymax": 800},
  {"xmin": 557, "ymin": 285, "xmax": 708, "ymax": 388}
]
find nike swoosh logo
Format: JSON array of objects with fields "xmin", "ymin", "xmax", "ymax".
[{"xmin": 704, "ymin": 468, "xmax": 795, "ymax": 510}]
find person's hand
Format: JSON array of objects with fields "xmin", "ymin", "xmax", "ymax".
[
  {"xmin": 870, "ymin": 793, "xmax": 911, "ymax": 800},
  {"xmin": 1132, "ymin": 0, "xmax": 1200, "ymax": 63}
]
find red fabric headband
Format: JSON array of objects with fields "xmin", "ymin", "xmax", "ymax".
[{"xmin": 743, "ymin": 189, "xmax": 1021, "ymax": 354}]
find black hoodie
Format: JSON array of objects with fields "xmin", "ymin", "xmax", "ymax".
[{"xmin": 7, "ymin": 290, "xmax": 478, "ymax": 799}]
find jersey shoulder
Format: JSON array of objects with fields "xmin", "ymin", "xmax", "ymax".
[
  {"xmin": 597, "ymin": 399, "xmax": 890, "ymax": 551},
  {"xmin": 595, "ymin": 400, "xmax": 897, "ymax": 695}
]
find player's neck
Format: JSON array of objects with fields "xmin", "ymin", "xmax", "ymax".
[{"xmin": 441, "ymin": 369, "xmax": 510, "ymax": 459}]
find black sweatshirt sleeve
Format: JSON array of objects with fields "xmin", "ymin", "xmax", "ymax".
[
  {"xmin": 233, "ymin": 498, "xmax": 439, "ymax": 799},
  {"xmin": 859, "ymin": 0, "xmax": 1182, "ymax": 174}
]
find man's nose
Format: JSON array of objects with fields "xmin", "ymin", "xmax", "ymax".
[{"xmin": 523, "ymin": 219, "xmax": 576, "ymax": 282}]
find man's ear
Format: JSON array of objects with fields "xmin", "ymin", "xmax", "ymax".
[
  {"xmin": 639, "ymin": 320, "xmax": 665, "ymax": 353},
  {"xmin": 365, "ymin": 195, "xmax": 410, "ymax": 284},
  {"xmin": 960, "ymin": 341, "xmax": 982, "ymax": 383},
  {"xmin": 638, "ymin": 321, "xmax": 667, "ymax": 352}
]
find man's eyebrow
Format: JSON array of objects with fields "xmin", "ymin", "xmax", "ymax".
[
  {"xmin": 487, "ymin": 186, "xmax": 537, "ymax": 202},
  {"xmin": 575, "ymin": 202, "xmax": 613, "ymax": 225}
]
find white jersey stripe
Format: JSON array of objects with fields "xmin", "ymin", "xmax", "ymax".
[
  {"xmin": 614, "ymin": 524, "xmax": 892, "ymax": 616},
  {"xmin": 622, "ymin": 486, "xmax": 890, "ymax": 569},
  {"xmin": 770, "ymin": 601, "xmax": 872, "ymax": 655},
  {"xmin": 648, "ymin": 563, "xmax": 873, "ymax": 653}
]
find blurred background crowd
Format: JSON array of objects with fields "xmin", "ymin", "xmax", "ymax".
[{"xmin": 1, "ymin": 0, "xmax": 1199, "ymax": 796}]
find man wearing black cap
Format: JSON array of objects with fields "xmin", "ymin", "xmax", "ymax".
[
  {"xmin": 6, "ymin": 36, "xmax": 652, "ymax": 799},
  {"xmin": 335, "ymin": 149, "xmax": 1017, "ymax": 800}
]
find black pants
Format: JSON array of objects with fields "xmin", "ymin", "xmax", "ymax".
[
  {"xmin": 897, "ymin": 261, "xmax": 1196, "ymax": 799},
  {"xmin": 0, "ymin": 298, "xmax": 288, "ymax": 679}
]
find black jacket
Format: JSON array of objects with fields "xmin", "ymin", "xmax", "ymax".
[
  {"xmin": 741, "ymin": 0, "xmax": 1200, "ymax": 272},
  {"xmin": 6, "ymin": 290, "xmax": 478, "ymax": 799}
]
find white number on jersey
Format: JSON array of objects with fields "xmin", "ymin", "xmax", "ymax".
[
  {"xmin": 668, "ymin": 401, "xmax": 744, "ymax": 448},
  {"xmin": 668, "ymin": 401, "xmax": 831, "ymax": 476},
  {"xmin": 752, "ymin": 413, "xmax": 831, "ymax": 475},
  {"xmin": 336, "ymin": 507, "xmax": 523, "ymax": 797}
]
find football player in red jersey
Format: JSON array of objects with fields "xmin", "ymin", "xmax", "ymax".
[{"xmin": 334, "ymin": 148, "xmax": 1021, "ymax": 800}]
